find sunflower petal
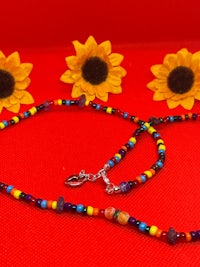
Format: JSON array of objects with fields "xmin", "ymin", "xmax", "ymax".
[
  {"xmin": 153, "ymin": 91, "xmax": 166, "ymax": 101},
  {"xmin": 99, "ymin": 40, "xmax": 111, "ymax": 55},
  {"xmin": 72, "ymin": 40, "xmax": 86, "ymax": 57},
  {"xmin": 109, "ymin": 66, "xmax": 127, "ymax": 77},
  {"xmin": 20, "ymin": 91, "xmax": 34, "ymax": 104},
  {"xmin": 60, "ymin": 70, "xmax": 74, "ymax": 83},
  {"xmin": 194, "ymin": 91, "xmax": 200, "ymax": 100},
  {"xmin": 0, "ymin": 103, "xmax": 3, "ymax": 113},
  {"xmin": 177, "ymin": 48, "xmax": 192, "ymax": 66},
  {"xmin": 20, "ymin": 63, "xmax": 33, "ymax": 77},
  {"xmin": 5, "ymin": 51, "xmax": 20, "ymax": 68},
  {"xmin": 96, "ymin": 91, "xmax": 108, "ymax": 102},
  {"xmin": 166, "ymin": 99, "xmax": 181, "ymax": 109},
  {"xmin": 147, "ymin": 80, "xmax": 157, "ymax": 91},
  {"xmin": 108, "ymin": 85, "xmax": 122, "ymax": 94},
  {"xmin": 71, "ymin": 84, "xmax": 83, "ymax": 98},
  {"xmin": 108, "ymin": 53, "xmax": 124, "ymax": 66},
  {"xmin": 180, "ymin": 96, "xmax": 194, "ymax": 110},
  {"xmin": 107, "ymin": 75, "xmax": 122, "ymax": 86},
  {"xmin": 0, "ymin": 51, "xmax": 6, "ymax": 59},
  {"xmin": 6, "ymin": 103, "xmax": 20, "ymax": 113},
  {"xmin": 85, "ymin": 36, "xmax": 97, "ymax": 50},
  {"xmin": 15, "ymin": 78, "xmax": 31, "ymax": 90},
  {"xmin": 66, "ymin": 56, "xmax": 78, "ymax": 70},
  {"xmin": 151, "ymin": 64, "xmax": 169, "ymax": 78}
]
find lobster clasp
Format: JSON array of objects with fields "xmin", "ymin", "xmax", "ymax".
[{"xmin": 65, "ymin": 173, "xmax": 88, "ymax": 187}]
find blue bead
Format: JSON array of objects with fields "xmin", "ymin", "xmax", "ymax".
[
  {"xmin": 66, "ymin": 100, "xmax": 70, "ymax": 106},
  {"xmin": 114, "ymin": 156, "xmax": 121, "ymax": 162},
  {"xmin": 139, "ymin": 222, "xmax": 147, "ymax": 232},
  {"xmin": 23, "ymin": 112, "xmax": 29, "ymax": 118},
  {"xmin": 2, "ymin": 120, "xmax": 8, "ymax": 127},
  {"xmin": 169, "ymin": 116, "xmax": 174, "ymax": 122},
  {"xmin": 96, "ymin": 104, "xmax": 101, "ymax": 110},
  {"xmin": 6, "ymin": 185, "xmax": 14, "ymax": 193},
  {"xmin": 140, "ymin": 175, "xmax": 147, "ymax": 183},
  {"xmin": 123, "ymin": 112, "xmax": 128, "ymax": 118},
  {"xmin": 76, "ymin": 204, "xmax": 84, "ymax": 213},
  {"xmin": 128, "ymin": 141, "xmax": 134, "ymax": 148},
  {"xmin": 141, "ymin": 125, "xmax": 147, "ymax": 130},
  {"xmin": 156, "ymin": 161, "xmax": 163, "ymax": 168},
  {"xmin": 40, "ymin": 200, "xmax": 48, "ymax": 209},
  {"xmin": 108, "ymin": 160, "xmax": 114, "ymax": 167},
  {"xmin": 153, "ymin": 133, "xmax": 160, "ymax": 139},
  {"xmin": 158, "ymin": 149, "xmax": 165, "ymax": 154}
]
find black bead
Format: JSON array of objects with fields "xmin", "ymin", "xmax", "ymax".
[
  {"xmin": 0, "ymin": 182, "xmax": 5, "ymax": 190},
  {"xmin": 192, "ymin": 113, "xmax": 197, "ymax": 120},
  {"xmin": 63, "ymin": 202, "xmax": 72, "ymax": 211},
  {"xmin": 19, "ymin": 192, "xmax": 26, "ymax": 199},
  {"xmin": 35, "ymin": 198, "xmax": 42, "ymax": 207},
  {"xmin": 71, "ymin": 204, "xmax": 77, "ymax": 211}
]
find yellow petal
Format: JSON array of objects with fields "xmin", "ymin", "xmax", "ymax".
[
  {"xmin": 0, "ymin": 103, "xmax": 3, "ymax": 113},
  {"xmin": 163, "ymin": 54, "xmax": 178, "ymax": 70},
  {"xmin": 99, "ymin": 40, "xmax": 111, "ymax": 55},
  {"xmin": 153, "ymin": 91, "xmax": 166, "ymax": 101},
  {"xmin": 166, "ymin": 99, "xmax": 181, "ymax": 109},
  {"xmin": 5, "ymin": 51, "xmax": 20, "ymax": 69},
  {"xmin": 194, "ymin": 91, "xmax": 200, "ymax": 100},
  {"xmin": 107, "ymin": 74, "xmax": 122, "ymax": 86},
  {"xmin": 20, "ymin": 91, "xmax": 34, "ymax": 104},
  {"xmin": 96, "ymin": 91, "xmax": 108, "ymax": 102},
  {"xmin": 72, "ymin": 40, "xmax": 86, "ymax": 57},
  {"xmin": 109, "ymin": 66, "xmax": 127, "ymax": 77},
  {"xmin": 85, "ymin": 36, "xmax": 97, "ymax": 50},
  {"xmin": 108, "ymin": 53, "xmax": 124, "ymax": 66},
  {"xmin": 60, "ymin": 70, "xmax": 74, "ymax": 83},
  {"xmin": 12, "ymin": 65, "xmax": 32, "ymax": 82},
  {"xmin": 107, "ymin": 85, "xmax": 122, "ymax": 94},
  {"xmin": 6, "ymin": 102, "xmax": 20, "ymax": 113},
  {"xmin": 180, "ymin": 96, "xmax": 194, "ymax": 110},
  {"xmin": 15, "ymin": 77, "xmax": 31, "ymax": 90},
  {"xmin": 66, "ymin": 56, "xmax": 78, "ymax": 70},
  {"xmin": 20, "ymin": 63, "xmax": 33, "ymax": 77},
  {"xmin": 151, "ymin": 64, "xmax": 168, "ymax": 79},
  {"xmin": 71, "ymin": 84, "xmax": 83, "ymax": 98},
  {"xmin": 177, "ymin": 48, "xmax": 192, "ymax": 66},
  {"xmin": 0, "ymin": 51, "xmax": 6, "ymax": 59},
  {"xmin": 96, "ymin": 86, "xmax": 106, "ymax": 97},
  {"xmin": 147, "ymin": 80, "xmax": 157, "ymax": 91},
  {"xmin": 191, "ymin": 51, "xmax": 200, "ymax": 70}
]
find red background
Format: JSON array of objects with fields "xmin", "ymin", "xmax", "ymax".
[{"xmin": 1, "ymin": 0, "xmax": 200, "ymax": 266}]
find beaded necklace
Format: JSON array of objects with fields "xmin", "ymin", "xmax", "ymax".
[{"xmin": 1, "ymin": 95, "xmax": 182, "ymax": 244}]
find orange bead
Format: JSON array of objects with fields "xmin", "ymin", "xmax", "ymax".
[
  {"xmin": 149, "ymin": 169, "xmax": 156, "ymax": 175},
  {"xmin": 121, "ymin": 145, "xmax": 128, "ymax": 151},
  {"xmin": 10, "ymin": 188, "xmax": 17, "ymax": 196},
  {"xmin": 54, "ymin": 100, "xmax": 58, "ymax": 105},
  {"xmin": 185, "ymin": 232, "xmax": 192, "ymax": 242},
  {"xmin": 104, "ymin": 207, "xmax": 116, "ymax": 220},
  {"xmin": 188, "ymin": 113, "xmax": 193, "ymax": 119},
  {"xmin": 156, "ymin": 229, "xmax": 163, "ymax": 238},
  {"xmin": 181, "ymin": 114, "xmax": 185, "ymax": 120},
  {"xmin": 117, "ymin": 211, "xmax": 130, "ymax": 225},
  {"xmin": 134, "ymin": 117, "xmax": 139, "ymax": 123},
  {"xmin": 93, "ymin": 208, "xmax": 99, "ymax": 216},
  {"xmin": 136, "ymin": 176, "xmax": 143, "ymax": 183},
  {"xmin": 47, "ymin": 200, "xmax": 53, "ymax": 209}
]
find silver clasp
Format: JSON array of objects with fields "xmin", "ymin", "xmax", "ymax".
[{"xmin": 65, "ymin": 168, "xmax": 120, "ymax": 194}]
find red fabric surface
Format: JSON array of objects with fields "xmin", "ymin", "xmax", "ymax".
[{"xmin": 1, "ymin": 1, "xmax": 200, "ymax": 266}]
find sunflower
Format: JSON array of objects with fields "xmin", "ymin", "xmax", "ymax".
[
  {"xmin": 147, "ymin": 48, "xmax": 200, "ymax": 110},
  {"xmin": 60, "ymin": 36, "xmax": 126, "ymax": 102},
  {"xmin": 0, "ymin": 51, "xmax": 34, "ymax": 113}
]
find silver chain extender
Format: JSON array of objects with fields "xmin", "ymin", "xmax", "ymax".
[{"xmin": 65, "ymin": 165, "xmax": 120, "ymax": 194}]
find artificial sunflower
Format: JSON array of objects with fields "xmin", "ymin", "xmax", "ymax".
[
  {"xmin": 0, "ymin": 51, "xmax": 34, "ymax": 113},
  {"xmin": 60, "ymin": 35, "xmax": 126, "ymax": 102},
  {"xmin": 147, "ymin": 48, "xmax": 200, "ymax": 110}
]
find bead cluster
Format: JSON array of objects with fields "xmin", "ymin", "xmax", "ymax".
[
  {"xmin": 0, "ymin": 96, "xmax": 166, "ymax": 194},
  {"xmin": 1, "ymin": 181, "xmax": 199, "ymax": 245}
]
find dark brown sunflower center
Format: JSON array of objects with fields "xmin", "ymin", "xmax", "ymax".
[
  {"xmin": 81, "ymin": 56, "xmax": 108, "ymax": 85},
  {"xmin": 167, "ymin": 66, "xmax": 194, "ymax": 94},
  {"xmin": 0, "ymin": 69, "xmax": 15, "ymax": 98}
]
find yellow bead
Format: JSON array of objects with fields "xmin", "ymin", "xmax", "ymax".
[
  {"xmin": 13, "ymin": 190, "xmax": 22, "ymax": 199},
  {"xmin": 12, "ymin": 116, "xmax": 19, "ymax": 123},
  {"xmin": 149, "ymin": 225, "xmax": 158, "ymax": 236},
  {"xmin": 58, "ymin": 99, "xmax": 62, "ymax": 106},
  {"xmin": 157, "ymin": 139, "xmax": 164, "ymax": 145},
  {"xmin": 85, "ymin": 100, "xmax": 90, "ymax": 106},
  {"xmin": 29, "ymin": 107, "xmax": 37, "ymax": 115},
  {"xmin": 159, "ymin": 144, "xmax": 166, "ymax": 151},
  {"xmin": 0, "ymin": 122, "xmax": 5, "ymax": 129},
  {"xmin": 144, "ymin": 170, "xmax": 153, "ymax": 178},
  {"xmin": 129, "ymin": 137, "xmax": 136, "ymax": 144},
  {"xmin": 52, "ymin": 201, "xmax": 57, "ymax": 209},
  {"xmin": 115, "ymin": 153, "xmax": 122, "ymax": 160},
  {"xmin": 148, "ymin": 126, "xmax": 156, "ymax": 134},
  {"xmin": 106, "ymin": 107, "xmax": 112, "ymax": 114},
  {"xmin": 144, "ymin": 122, "xmax": 150, "ymax": 129},
  {"xmin": 87, "ymin": 206, "xmax": 94, "ymax": 216}
]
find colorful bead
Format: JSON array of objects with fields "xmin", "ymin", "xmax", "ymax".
[
  {"xmin": 13, "ymin": 189, "xmax": 22, "ymax": 199},
  {"xmin": 56, "ymin": 196, "xmax": 65, "ymax": 213},
  {"xmin": 149, "ymin": 225, "xmax": 158, "ymax": 236},
  {"xmin": 139, "ymin": 222, "xmax": 147, "ymax": 232},
  {"xmin": 87, "ymin": 206, "xmax": 94, "ymax": 216},
  {"xmin": 119, "ymin": 182, "xmax": 131, "ymax": 193},
  {"xmin": 117, "ymin": 211, "xmax": 130, "ymax": 225},
  {"xmin": 104, "ymin": 207, "xmax": 116, "ymax": 220}
]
